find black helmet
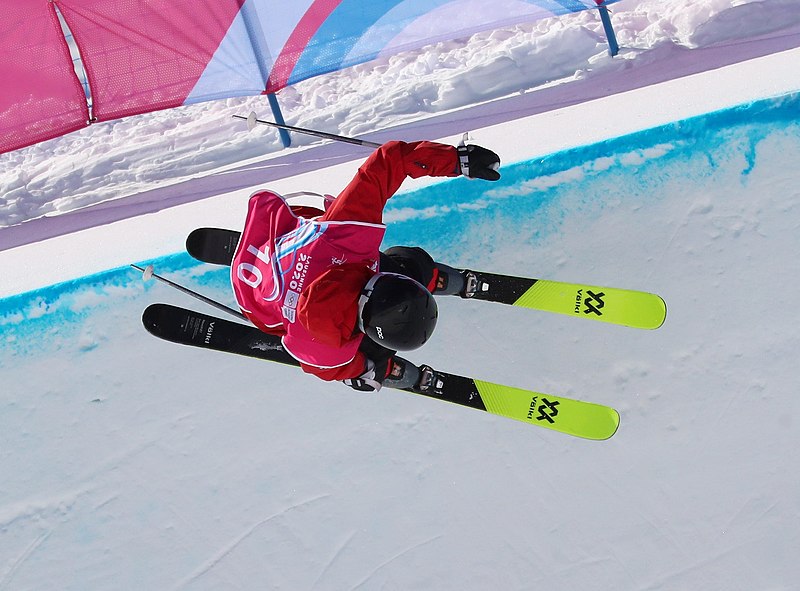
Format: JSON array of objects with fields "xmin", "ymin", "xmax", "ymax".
[{"xmin": 358, "ymin": 273, "xmax": 438, "ymax": 350}]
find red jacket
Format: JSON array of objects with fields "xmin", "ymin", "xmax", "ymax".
[{"xmin": 234, "ymin": 140, "xmax": 460, "ymax": 381}]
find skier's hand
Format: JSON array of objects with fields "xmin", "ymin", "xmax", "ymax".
[
  {"xmin": 457, "ymin": 144, "xmax": 501, "ymax": 181},
  {"xmin": 342, "ymin": 358, "xmax": 388, "ymax": 392}
]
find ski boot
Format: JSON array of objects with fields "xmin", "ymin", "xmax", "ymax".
[
  {"xmin": 434, "ymin": 264, "xmax": 491, "ymax": 300},
  {"xmin": 432, "ymin": 263, "xmax": 466, "ymax": 296},
  {"xmin": 384, "ymin": 358, "xmax": 445, "ymax": 396}
]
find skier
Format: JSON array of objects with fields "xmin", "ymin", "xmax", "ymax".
[{"xmin": 230, "ymin": 140, "xmax": 501, "ymax": 392}]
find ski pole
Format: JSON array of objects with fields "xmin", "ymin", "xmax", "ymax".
[
  {"xmin": 131, "ymin": 264, "xmax": 248, "ymax": 322},
  {"xmin": 233, "ymin": 112, "xmax": 382, "ymax": 148}
]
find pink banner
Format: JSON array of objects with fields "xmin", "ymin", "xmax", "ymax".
[
  {"xmin": 0, "ymin": 2, "xmax": 89, "ymax": 154},
  {"xmin": 2, "ymin": 0, "xmax": 618, "ymax": 155},
  {"xmin": 57, "ymin": 0, "xmax": 244, "ymax": 121}
]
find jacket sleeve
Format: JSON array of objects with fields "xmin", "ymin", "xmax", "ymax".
[
  {"xmin": 322, "ymin": 140, "xmax": 460, "ymax": 224},
  {"xmin": 300, "ymin": 353, "xmax": 371, "ymax": 382}
]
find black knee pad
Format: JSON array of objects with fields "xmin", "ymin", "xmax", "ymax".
[{"xmin": 380, "ymin": 246, "xmax": 437, "ymax": 288}]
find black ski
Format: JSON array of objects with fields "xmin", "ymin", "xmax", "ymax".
[
  {"xmin": 142, "ymin": 303, "xmax": 619, "ymax": 440},
  {"xmin": 186, "ymin": 227, "xmax": 241, "ymax": 266}
]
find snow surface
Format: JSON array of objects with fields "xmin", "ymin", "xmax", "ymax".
[{"xmin": 2, "ymin": 1, "xmax": 800, "ymax": 589}]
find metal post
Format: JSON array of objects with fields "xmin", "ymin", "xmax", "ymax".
[
  {"xmin": 595, "ymin": 1, "xmax": 619, "ymax": 57},
  {"xmin": 266, "ymin": 93, "xmax": 292, "ymax": 148}
]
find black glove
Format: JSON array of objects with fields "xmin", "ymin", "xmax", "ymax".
[
  {"xmin": 342, "ymin": 356, "xmax": 425, "ymax": 392},
  {"xmin": 342, "ymin": 355, "xmax": 395, "ymax": 392},
  {"xmin": 457, "ymin": 144, "xmax": 501, "ymax": 181}
]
